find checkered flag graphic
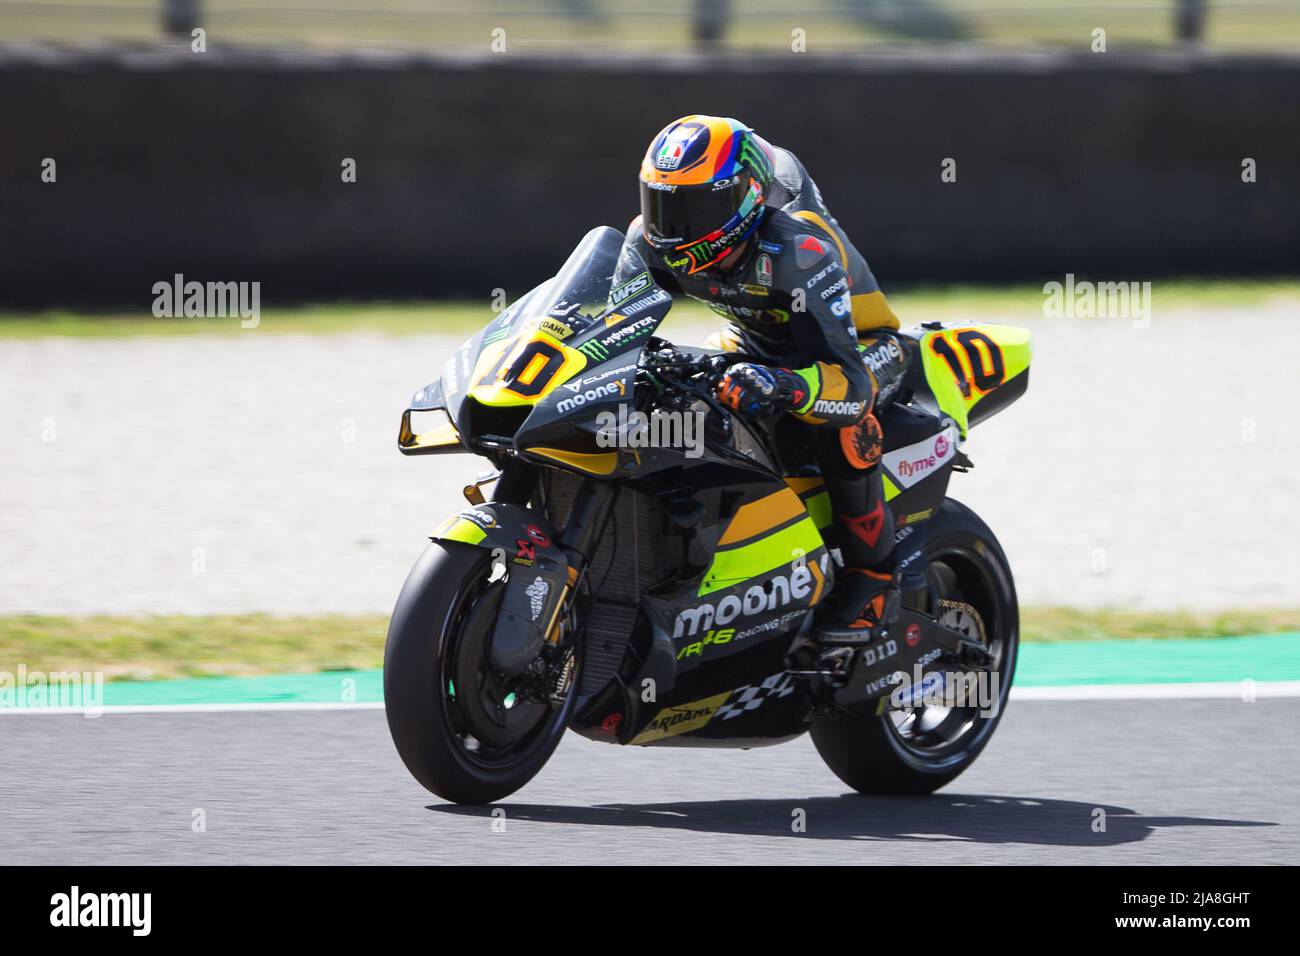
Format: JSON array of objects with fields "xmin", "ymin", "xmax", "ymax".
[{"xmin": 716, "ymin": 672, "xmax": 797, "ymax": 720}]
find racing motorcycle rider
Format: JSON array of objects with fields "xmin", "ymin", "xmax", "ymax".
[{"xmin": 615, "ymin": 114, "xmax": 909, "ymax": 661}]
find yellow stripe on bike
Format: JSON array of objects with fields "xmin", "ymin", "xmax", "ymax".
[
  {"xmin": 700, "ymin": 517, "xmax": 824, "ymax": 596},
  {"xmin": 718, "ymin": 488, "xmax": 807, "ymax": 546}
]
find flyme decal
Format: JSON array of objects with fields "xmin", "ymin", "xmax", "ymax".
[
  {"xmin": 672, "ymin": 555, "xmax": 830, "ymax": 639},
  {"xmin": 881, "ymin": 422, "xmax": 959, "ymax": 491}
]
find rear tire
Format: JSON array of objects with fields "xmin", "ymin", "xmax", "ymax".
[
  {"xmin": 384, "ymin": 541, "xmax": 574, "ymax": 805},
  {"xmin": 811, "ymin": 498, "xmax": 1018, "ymax": 796}
]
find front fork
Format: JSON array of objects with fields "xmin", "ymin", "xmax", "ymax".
[
  {"xmin": 490, "ymin": 459, "xmax": 618, "ymax": 657},
  {"xmin": 491, "ymin": 459, "xmax": 618, "ymax": 571}
]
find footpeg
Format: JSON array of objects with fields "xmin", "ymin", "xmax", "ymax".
[
  {"xmin": 956, "ymin": 637, "xmax": 995, "ymax": 669},
  {"xmin": 814, "ymin": 646, "xmax": 856, "ymax": 677},
  {"xmin": 814, "ymin": 627, "xmax": 878, "ymax": 647}
]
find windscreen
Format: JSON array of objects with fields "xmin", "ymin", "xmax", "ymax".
[{"xmin": 494, "ymin": 226, "xmax": 630, "ymax": 338}]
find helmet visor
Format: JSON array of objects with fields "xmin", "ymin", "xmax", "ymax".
[{"xmin": 640, "ymin": 175, "xmax": 759, "ymax": 252}]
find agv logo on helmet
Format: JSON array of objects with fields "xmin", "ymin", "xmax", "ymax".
[{"xmin": 638, "ymin": 115, "xmax": 774, "ymax": 276}]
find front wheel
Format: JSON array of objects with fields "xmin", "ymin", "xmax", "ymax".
[
  {"xmin": 384, "ymin": 541, "xmax": 577, "ymax": 805},
  {"xmin": 811, "ymin": 498, "xmax": 1018, "ymax": 796}
]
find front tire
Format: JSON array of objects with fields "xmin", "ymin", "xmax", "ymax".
[
  {"xmin": 811, "ymin": 498, "xmax": 1018, "ymax": 796},
  {"xmin": 384, "ymin": 541, "xmax": 575, "ymax": 804}
]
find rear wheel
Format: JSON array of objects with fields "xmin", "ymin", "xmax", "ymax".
[
  {"xmin": 384, "ymin": 541, "xmax": 578, "ymax": 804},
  {"xmin": 811, "ymin": 499, "xmax": 1018, "ymax": 795}
]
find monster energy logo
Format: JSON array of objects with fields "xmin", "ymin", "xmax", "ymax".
[
  {"xmin": 481, "ymin": 325, "xmax": 510, "ymax": 346},
  {"xmin": 579, "ymin": 340, "xmax": 609, "ymax": 361},
  {"xmin": 739, "ymin": 138, "xmax": 771, "ymax": 179}
]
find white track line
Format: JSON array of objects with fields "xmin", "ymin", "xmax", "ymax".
[
  {"xmin": 0, "ymin": 701, "xmax": 385, "ymax": 716},
  {"xmin": 1011, "ymin": 680, "xmax": 1300, "ymax": 701},
  {"xmin": 2, "ymin": 681, "xmax": 1299, "ymax": 715}
]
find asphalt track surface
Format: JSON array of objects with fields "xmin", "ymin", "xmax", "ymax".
[{"xmin": 3, "ymin": 697, "xmax": 1294, "ymax": 865}]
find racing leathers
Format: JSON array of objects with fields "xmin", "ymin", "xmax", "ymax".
[{"xmin": 617, "ymin": 138, "xmax": 908, "ymax": 636}]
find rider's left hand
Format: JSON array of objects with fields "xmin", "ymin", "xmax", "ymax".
[{"xmin": 716, "ymin": 363, "xmax": 802, "ymax": 415}]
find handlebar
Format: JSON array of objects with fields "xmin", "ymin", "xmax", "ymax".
[
  {"xmin": 637, "ymin": 338, "xmax": 753, "ymax": 420},
  {"xmin": 640, "ymin": 340, "xmax": 728, "ymax": 390}
]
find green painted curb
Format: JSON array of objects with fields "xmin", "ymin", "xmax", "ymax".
[
  {"xmin": 100, "ymin": 669, "xmax": 382, "ymax": 707},
  {"xmin": 9, "ymin": 633, "xmax": 1300, "ymax": 709},
  {"xmin": 1015, "ymin": 632, "xmax": 1300, "ymax": 686}
]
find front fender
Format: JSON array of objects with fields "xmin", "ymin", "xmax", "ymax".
[{"xmin": 430, "ymin": 504, "xmax": 571, "ymax": 676}]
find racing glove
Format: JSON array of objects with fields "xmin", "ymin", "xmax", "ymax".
[{"xmin": 716, "ymin": 362, "xmax": 807, "ymax": 416}]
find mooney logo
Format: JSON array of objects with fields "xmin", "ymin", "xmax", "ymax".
[
  {"xmin": 673, "ymin": 558, "xmax": 827, "ymax": 640},
  {"xmin": 862, "ymin": 338, "xmax": 902, "ymax": 373},
  {"xmin": 556, "ymin": 380, "xmax": 624, "ymax": 413},
  {"xmin": 814, "ymin": 399, "xmax": 864, "ymax": 417}
]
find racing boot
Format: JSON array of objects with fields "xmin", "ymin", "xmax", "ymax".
[{"xmin": 808, "ymin": 568, "xmax": 901, "ymax": 678}]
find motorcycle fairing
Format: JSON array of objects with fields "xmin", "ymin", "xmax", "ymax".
[
  {"xmin": 906, "ymin": 323, "xmax": 1032, "ymax": 439},
  {"xmin": 466, "ymin": 327, "xmax": 590, "ymax": 408},
  {"xmin": 877, "ymin": 405, "xmax": 962, "ymax": 518},
  {"xmin": 697, "ymin": 486, "xmax": 827, "ymax": 596},
  {"xmin": 570, "ymin": 470, "xmax": 835, "ymax": 748},
  {"xmin": 398, "ymin": 226, "xmax": 672, "ymax": 460},
  {"xmin": 782, "ymin": 475, "xmax": 834, "ymax": 531},
  {"xmin": 431, "ymin": 503, "xmax": 571, "ymax": 676},
  {"xmin": 511, "ymin": 289, "xmax": 673, "ymax": 478},
  {"xmin": 457, "ymin": 227, "xmax": 667, "ymax": 415},
  {"xmin": 398, "ymin": 376, "xmax": 463, "ymax": 455},
  {"xmin": 871, "ymin": 323, "xmax": 1030, "ymax": 516}
]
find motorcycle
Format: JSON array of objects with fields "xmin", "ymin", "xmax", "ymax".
[{"xmin": 384, "ymin": 226, "xmax": 1032, "ymax": 805}]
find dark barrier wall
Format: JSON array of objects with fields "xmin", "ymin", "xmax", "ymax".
[{"xmin": 1, "ymin": 46, "xmax": 1297, "ymax": 309}]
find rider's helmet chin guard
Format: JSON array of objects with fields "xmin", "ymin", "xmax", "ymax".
[{"xmin": 638, "ymin": 115, "xmax": 774, "ymax": 276}]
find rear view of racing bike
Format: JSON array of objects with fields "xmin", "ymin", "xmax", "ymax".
[{"xmin": 384, "ymin": 226, "xmax": 1031, "ymax": 804}]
